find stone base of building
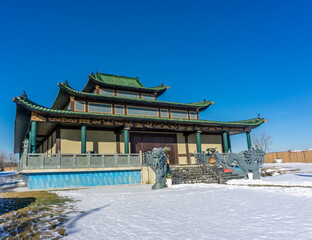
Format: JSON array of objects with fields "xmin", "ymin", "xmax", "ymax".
[{"xmin": 21, "ymin": 169, "xmax": 142, "ymax": 190}]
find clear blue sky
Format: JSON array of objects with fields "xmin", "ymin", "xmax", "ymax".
[{"xmin": 1, "ymin": 0, "xmax": 311, "ymax": 153}]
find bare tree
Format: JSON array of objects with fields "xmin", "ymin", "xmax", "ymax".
[
  {"xmin": 0, "ymin": 151, "xmax": 5, "ymax": 171},
  {"xmin": 252, "ymin": 132, "xmax": 272, "ymax": 153}
]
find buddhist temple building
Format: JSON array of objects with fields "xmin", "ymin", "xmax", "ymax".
[{"xmin": 13, "ymin": 72, "xmax": 266, "ymax": 189}]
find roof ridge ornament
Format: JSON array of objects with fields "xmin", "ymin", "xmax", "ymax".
[
  {"xmin": 65, "ymin": 79, "xmax": 69, "ymax": 86},
  {"xmin": 258, "ymin": 113, "xmax": 260, "ymax": 119},
  {"xmin": 22, "ymin": 90, "xmax": 27, "ymax": 100},
  {"xmin": 203, "ymin": 97, "xmax": 206, "ymax": 102}
]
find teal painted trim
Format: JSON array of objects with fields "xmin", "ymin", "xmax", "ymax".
[
  {"xmin": 30, "ymin": 122, "xmax": 37, "ymax": 153},
  {"xmin": 227, "ymin": 134, "xmax": 232, "ymax": 153},
  {"xmin": 246, "ymin": 132, "xmax": 252, "ymax": 150},
  {"xmin": 28, "ymin": 131, "xmax": 32, "ymax": 153},
  {"xmin": 222, "ymin": 132, "xmax": 229, "ymax": 153},
  {"xmin": 196, "ymin": 132, "xmax": 202, "ymax": 152},
  {"xmin": 23, "ymin": 170, "xmax": 141, "ymax": 189},
  {"xmin": 124, "ymin": 129, "xmax": 129, "ymax": 154},
  {"xmin": 81, "ymin": 124, "xmax": 86, "ymax": 153}
]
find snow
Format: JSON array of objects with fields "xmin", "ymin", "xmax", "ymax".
[
  {"xmin": 228, "ymin": 163, "xmax": 312, "ymax": 187},
  {"xmin": 56, "ymin": 172, "xmax": 312, "ymax": 239}
]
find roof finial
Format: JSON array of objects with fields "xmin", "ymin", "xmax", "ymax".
[
  {"xmin": 136, "ymin": 76, "xmax": 139, "ymax": 80},
  {"xmin": 203, "ymin": 97, "xmax": 206, "ymax": 102},
  {"xmin": 65, "ymin": 79, "xmax": 69, "ymax": 86},
  {"xmin": 96, "ymin": 71, "xmax": 99, "ymax": 74},
  {"xmin": 22, "ymin": 90, "xmax": 27, "ymax": 99},
  {"xmin": 161, "ymin": 82, "xmax": 163, "ymax": 86},
  {"xmin": 258, "ymin": 113, "xmax": 261, "ymax": 119}
]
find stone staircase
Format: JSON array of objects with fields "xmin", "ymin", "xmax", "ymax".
[{"xmin": 170, "ymin": 164, "xmax": 244, "ymax": 185}]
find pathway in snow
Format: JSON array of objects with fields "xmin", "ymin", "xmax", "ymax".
[{"xmin": 57, "ymin": 183, "xmax": 312, "ymax": 240}]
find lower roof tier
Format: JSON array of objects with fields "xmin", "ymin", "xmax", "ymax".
[{"xmin": 13, "ymin": 96, "xmax": 266, "ymax": 153}]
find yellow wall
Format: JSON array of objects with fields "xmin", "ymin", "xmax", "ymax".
[
  {"xmin": 187, "ymin": 134, "xmax": 223, "ymax": 164},
  {"xmin": 201, "ymin": 134, "xmax": 222, "ymax": 152},
  {"xmin": 61, "ymin": 129, "xmax": 117, "ymax": 154}
]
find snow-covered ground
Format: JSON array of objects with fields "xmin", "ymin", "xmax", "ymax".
[
  {"xmin": 228, "ymin": 163, "xmax": 312, "ymax": 187},
  {"xmin": 57, "ymin": 164, "xmax": 312, "ymax": 240}
]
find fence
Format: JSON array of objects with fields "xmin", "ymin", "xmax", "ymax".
[
  {"xmin": 264, "ymin": 150, "xmax": 312, "ymax": 163},
  {"xmin": 19, "ymin": 151, "xmax": 143, "ymax": 170}
]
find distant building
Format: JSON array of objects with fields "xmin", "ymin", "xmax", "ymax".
[{"xmin": 13, "ymin": 72, "xmax": 265, "ymax": 189}]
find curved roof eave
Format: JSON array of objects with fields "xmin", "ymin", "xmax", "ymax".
[
  {"xmin": 82, "ymin": 75, "xmax": 168, "ymax": 97},
  {"xmin": 59, "ymin": 82, "xmax": 212, "ymax": 111},
  {"xmin": 13, "ymin": 96, "xmax": 266, "ymax": 129}
]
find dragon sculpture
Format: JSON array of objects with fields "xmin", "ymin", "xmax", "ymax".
[
  {"xmin": 196, "ymin": 148, "xmax": 265, "ymax": 179},
  {"xmin": 144, "ymin": 148, "xmax": 168, "ymax": 189}
]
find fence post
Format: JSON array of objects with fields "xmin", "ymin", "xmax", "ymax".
[
  {"xmin": 139, "ymin": 150, "xmax": 143, "ymax": 165},
  {"xmin": 128, "ymin": 153, "xmax": 131, "ymax": 166},
  {"xmin": 102, "ymin": 154, "xmax": 105, "ymax": 167},
  {"xmin": 57, "ymin": 151, "xmax": 61, "ymax": 168},
  {"xmin": 114, "ymin": 151, "xmax": 118, "ymax": 167},
  {"xmin": 87, "ymin": 152, "xmax": 91, "ymax": 167},
  {"xmin": 74, "ymin": 154, "xmax": 77, "ymax": 168}
]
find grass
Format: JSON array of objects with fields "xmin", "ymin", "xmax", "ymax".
[{"xmin": 0, "ymin": 191, "xmax": 75, "ymax": 239}]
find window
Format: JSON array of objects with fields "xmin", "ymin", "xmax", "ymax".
[
  {"xmin": 127, "ymin": 106, "xmax": 158, "ymax": 117},
  {"xmin": 118, "ymin": 91, "xmax": 139, "ymax": 99},
  {"xmin": 88, "ymin": 103, "xmax": 112, "ymax": 113},
  {"xmin": 75, "ymin": 101, "xmax": 85, "ymax": 111},
  {"xmin": 160, "ymin": 109, "xmax": 169, "ymax": 118},
  {"xmin": 190, "ymin": 111, "xmax": 197, "ymax": 119},
  {"xmin": 115, "ymin": 105, "xmax": 124, "ymax": 114},
  {"xmin": 100, "ymin": 89, "xmax": 114, "ymax": 96},
  {"xmin": 141, "ymin": 94, "xmax": 154, "ymax": 100},
  {"xmin": 171, "ymin": 110, "xmax": 188, "ymax": 119}
]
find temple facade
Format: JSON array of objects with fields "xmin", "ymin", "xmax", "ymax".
[{"xmin": 13, "ymin": 72, "xmax": 266, "ymax": 189}]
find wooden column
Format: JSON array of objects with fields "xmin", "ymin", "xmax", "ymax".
[
  {"xmin": 246, "ymin": 132, "xmax": 252, "ymax": 150},
  {"xmin": 184, "ymin": 134, "xmax": 190, "ymax": 164},
  {"xmin": 116, "ymin": 132, "xmax": 120, "ymax": 153},
  {"xmin": 55, "ymin": 127, "xmax": 61, "ymax": 153},
  {"xmin": 124, "ymin": 127, "xmax": 130, "ymax": 154},
  {"xmin": 70, "ymin": 96, "xmax": 75, "ymax": 111},
  {"xmin": 222, "ymin": 132, "xmax": 229, "ymax": 153},
  {"xmin": 81, "ymin": 124, "xmax": 87, "ymax": 153},
  {"xmin": 196, "ymin": 131, "xmax": 202, "ymax": 153},
  {"xmin": 30, "ymin": 121, "xmax": 37, "ymax": 153},
  {"xmin": 28, "ymin": 131, "xmax": 32, "ymax": 153},
  {"xmin": 95, "ymin": 85, "xmax": 100, "ymax": 94},
  {"xmin": 227, "ymin": 133, "xmax": 232, "ymax": 153}
]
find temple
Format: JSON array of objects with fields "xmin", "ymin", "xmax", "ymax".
[{"xmin": 13, "ymin": 72, "xmax": 266, "ymax": 189}]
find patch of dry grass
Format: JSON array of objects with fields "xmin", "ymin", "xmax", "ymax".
[{"xmin": 0, "ymin": 191, "xmax": 75, "ymax": 239}]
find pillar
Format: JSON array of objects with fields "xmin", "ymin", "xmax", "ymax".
[
  {"xmin": 222, "ymin": 132, "xmax": 229, "ymax": 153},
  {"xmin": 246, "ymin": 132, "xmax": 252, "ymax": 150},
  {"xmin": 124, "ymin": 127, "xmax": 130, "ymax": 154},
  {"xmin": 28, "ymin": 131, "xmax": 32, "ymax": 153},
  {"xmin": 227, "ymin": 134, "xmax": 232, "ymax": 153},
  {"xmin": 30, "ymin": 121, "xmax": 37, "ymax": 153},
  {"xmin": 196, "ymin": 131, "xmax": 202, "ymax": 152},
  {"xmin": 81, "ymin": 124, "xmax": 86, "ymax": 153}
]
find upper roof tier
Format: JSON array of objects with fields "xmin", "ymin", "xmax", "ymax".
[
  {"xmin": 51, "ymin": 82, "xmax": 213, "ymax": 112},
  {"xmin": 82, "ymin": 72, "xmax": 168, "ymax": 96}
]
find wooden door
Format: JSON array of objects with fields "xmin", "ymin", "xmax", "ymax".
[{"xmin": 131, "ymin": 133, "xmax": 177, "ymax": 165}]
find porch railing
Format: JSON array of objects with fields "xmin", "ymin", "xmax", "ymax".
[{"xmin": 19, "ymin": 151, "xmax": 143, "ymax": 170}]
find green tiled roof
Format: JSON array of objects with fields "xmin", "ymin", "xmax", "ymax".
[
  {"xmin": 15, "ymin": 96, "xmax": 265, "ymax": 127},
  {"xmin": 60, "ymin": 82, "xmax": 211, "ymax": 109},
  {"xmin": 91, "ymin": 72, "xmax": 167, "ymax": 91}
]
